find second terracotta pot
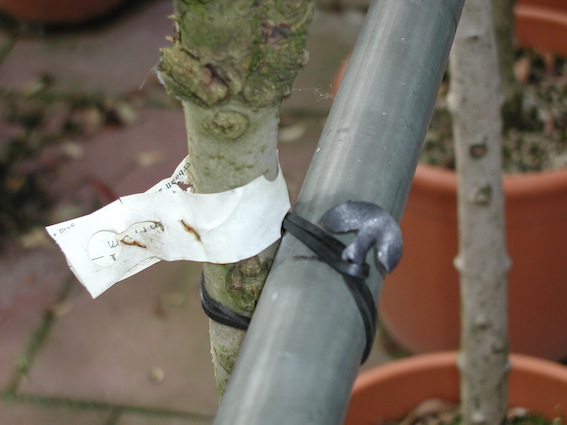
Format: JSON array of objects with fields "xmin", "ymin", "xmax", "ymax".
[
  {"xmin": 344, "ymin": 352, "xmax": 567, "ymax": 425},
  {"xmin": 330, "ymin": 4, "xmax": 567, "ymax": 360},
  {"xmin": 378, "ymin": 4, "xmax": 567, "ymax": 360},
  {"xmin": 378, "ymin": 164, "xmax": 567, "ymax": 360}
]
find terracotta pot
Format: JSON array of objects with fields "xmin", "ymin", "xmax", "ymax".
[
  {"xmin": 0, "ymin": 0, "xmax": 128, "ymax": 24},
  {"xmin": 344, "ymin": 352, "xmax": 567, "ymax": 425},
  {"xmin": 377, "ymin": 5, "xmax": 567, "ymax": 361},
  {"xmin": 515, "ymin": 4, "xmax": 567, "ymax": 56},
  {"xmin": 333, "ymin": 6, "xmax": 567, "ymax": 360},
  {"xmin": 517, "ymin": 0, "xmax": 567, "ymax": 12},
  {"xmin": 379, "ymin": 165, "xmax": 567, "ymax": 359}
]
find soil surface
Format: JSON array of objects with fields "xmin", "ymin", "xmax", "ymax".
[
  {"xmin": 381, "ymin": 398, "xmax": 563, "ymax": 425},
  {"xmin": 422, "ymin": 49, "xmax": 567, "ymax": 174}
]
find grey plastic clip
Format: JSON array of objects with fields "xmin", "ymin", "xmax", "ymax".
[{"xmin": 321, "ymin": 201, "xmax": 403, "ymax": 273}]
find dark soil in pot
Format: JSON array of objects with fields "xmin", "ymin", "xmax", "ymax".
[{"xmin": 423, "ymin": 49, "xmax": 567, "ymax": 173}]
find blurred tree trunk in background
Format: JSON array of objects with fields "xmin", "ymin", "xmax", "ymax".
[{"xmin": 449, "ymin": 1, "xmax": 511, "ymax": 424}]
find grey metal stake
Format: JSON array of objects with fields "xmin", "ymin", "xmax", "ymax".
[{"xmin": 213, "ymin": 1, "xmax": 464, "ymax": 424}]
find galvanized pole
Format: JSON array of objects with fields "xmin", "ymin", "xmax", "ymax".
[{"xmin": 214, "ymin": 1, "xmax": 464, "ymax": 424}]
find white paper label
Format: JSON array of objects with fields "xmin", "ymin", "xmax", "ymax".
[{"xmin": 46, "ymin": 157, "xmax": 290, "ymax": 298}]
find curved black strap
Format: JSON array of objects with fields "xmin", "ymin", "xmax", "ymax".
[
  {"xmin": 199, "ymin": 212, "xmax": 379, "ymax": 364},
  {"xmin": 282, "ymin": 212, "xmax": 377, "ymax": 364},
  {"xmin": 199, "ymin": 274, "xmax": 251, "ymax": 331},
  {"xmin": 283, "ymin": 213, "xmax": 370, "ymax": 278}
]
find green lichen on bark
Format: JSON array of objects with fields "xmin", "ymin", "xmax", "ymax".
[
  {"xmin": 202, "ymin": 110, "xmax": 249, "ymax": 140},
  {"xmin": 158, "ymin": 44, "xmax": 230, "ymax": 105},
  {"xmin": 206, "ymin": 244, "xmax": 277, "ymax": 315},
  {"xmin": 159, "ymin": 0, "xmax": 314, "ymax": 108},
  {"xmin": 209, "ymin": 321, "xmax": 245, "ymax": 398},
  {"xmin": 242, "ymin": 0, "xmax": 312, "ymax": 106}
]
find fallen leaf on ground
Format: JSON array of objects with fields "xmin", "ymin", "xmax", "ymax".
[
  {"xmin": 49, "ymin": 300, "xmax": 74, "ymax": 317},
  {"xmin": 149, "ymin": 367, "xmax": 166, "ymax": 384},
  {"xmin": 136, "ymin": 150, "xmax": 165, "ymax": 167}
]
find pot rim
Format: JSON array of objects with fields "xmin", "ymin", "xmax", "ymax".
[
  {"xmin": 354, "ymin": 351, "xmax": 567, "ymax": 391},
  {"xmin": 350, "ymin": 351, "xmax": 567, "ymax": 422},
  {"xmin": 353, "ymin": 351, "xmax": 458, "ymax": 393},
  {"xmin": 515, "ymin": 4, "xmax": 567, "ymax": 37},
  {"xmin": 414, "ymin": 163, "xmax": 567, "ymax": 200}
]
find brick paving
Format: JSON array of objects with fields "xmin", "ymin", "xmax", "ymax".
[{"xmin": 0, "ymin": 1, "xmax": 398, "ymax": 424}]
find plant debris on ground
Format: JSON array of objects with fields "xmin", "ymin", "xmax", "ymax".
[
  {"xmin": 0, "ymin": 74, "xmax": 138, "ymax": 247},
  {"xmin": 422, "ymin": 49, "xmax": 567, "ymax": 173},
  {"xmin": 379, "ymin": 398, "xmax": 564, "ymax": 425}
]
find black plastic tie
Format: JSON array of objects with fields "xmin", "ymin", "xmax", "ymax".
[
  {"xmin": 282, "ymin": 212, "xmax": 378, "ymax": 364},
  {"xmin": 200, "ymin": 274, "xmax": 251, "ymax": 331},
  {"xmin": 199, "ymin": 202, "xmax": 402, "ymax": 366}
]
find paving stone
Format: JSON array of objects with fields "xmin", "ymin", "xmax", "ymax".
[
  {"xmin": 0, "ymin": 243, "xmax": 68, "ymax": 390},
  {"xmin": 283, "ymin": 8, "xmax": 365, "ymax": 114},
  {"xmin": 110, "ymin": 109, "xmax": 188, "ymax": 197},
  {"xmin": 0, "ymin": 400, "xmax": 111, "ymax": 425},
  {"xmin": 45, "ymin": 108, "xmax": 187, "ymax": 223},
  {"xmin": 0, "ymin": 0, "xmax": 173, "ymax": 97},
  {"xmin": 19, "ymin": 260, "xmax": 218, "ymax": 415},
  {"xmin": 117, "ymin": 412, "xmax": 212, "ymax": 425}
]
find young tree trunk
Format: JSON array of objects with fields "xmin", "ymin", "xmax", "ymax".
[
  {"xmin": 158, "ymin": 0, "xmax": 314, "ymax": 398},
  {"xmin": 448, "ymin": 1, "xmax": 511, "ymax": 424}
]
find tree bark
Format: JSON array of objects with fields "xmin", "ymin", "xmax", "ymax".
[
  {"xmin": 158, "ymin": 0, "xmax": 314, "ymax": 398},
  {"xmin": 448, "ymin": 1, "xmax": 511, "ymax": 425}
]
